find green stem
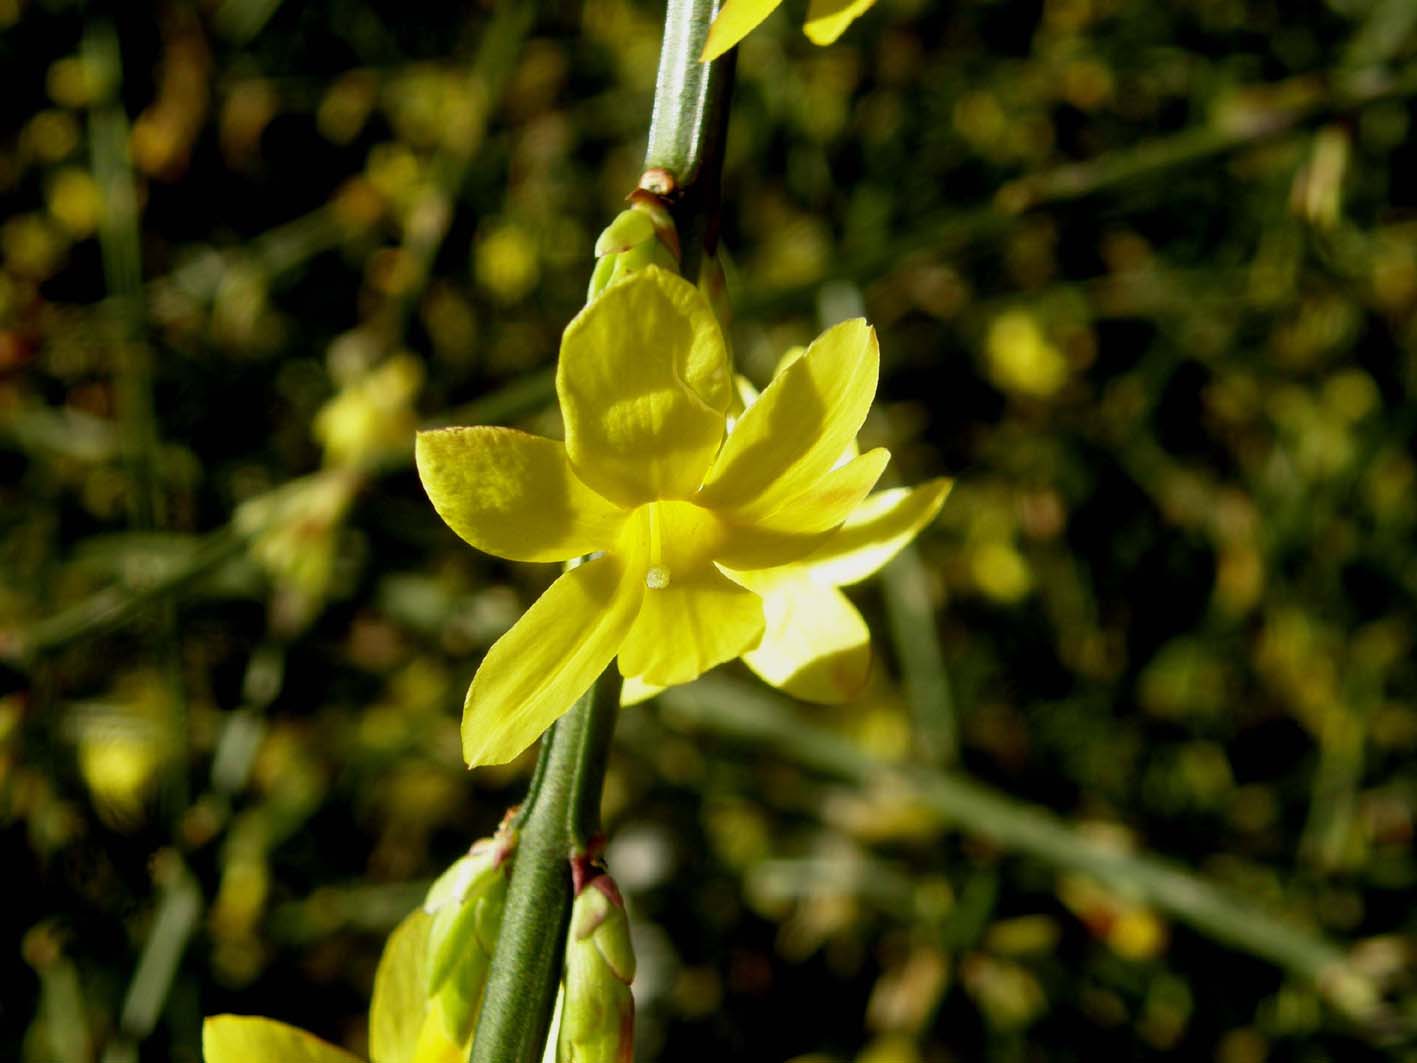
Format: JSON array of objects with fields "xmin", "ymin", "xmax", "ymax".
[
  {"xmin": 644, "ymin": 0, "xmax": 733, "ymax": 189},
  {"xmin": 644, "ymin": 0, "xmax": 735, "ymax": 280},
  {"xmin": 468, "ymin": 667, "xmax": 622, "ymax": 1063}
]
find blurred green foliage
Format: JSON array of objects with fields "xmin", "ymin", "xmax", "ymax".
[{"xmin": 2, "ymin": 0, "xmax": 1415, "ymax": 1060}]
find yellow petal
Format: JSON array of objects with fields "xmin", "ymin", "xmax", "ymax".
[
  {"xmin": 715, "ymin": 448, "xmax": 892, "ymax": 571},
  {"xmin": 752, "ymin": 446, "xmax": 890, "ymax": 533},
  {"xmin": 702, "ymin": 0, "xmax": 785, "ymax": 61},
  {"xmin": 699, "ymin": 319, "xmax": 878, "ymax": 520},
  {"xmin": 416, "ymin": 428, "xmax": 626, "ymax": 563},
  {"xmin": 203, "ymin": 1016, "xmax": 364, "ymax": 1063},
  {"xmin": 800, "ymin": 478, "xmax": 953, "ymax": 587},
  {"xmin": 735, "ymin": 366, "xmax": 858, "ymax": 466},
  {"xmin": 620, "ymin": 675, "xmax": 664, "ymax": 706},
  {"xmin": 739, "ymin": 575, "xmax": 871, "ymax": 703},
  {"xmin": 369, "ymin": 910, "xmax": 432, "ymax": 1063},
  {"xmin": 803, "ymin": 0, "xmax": 878, "ymax": 45},
  {"xmin": 618, "ymin": 566, "xmax": 764, "ymax": 687},
  {"xmin": 558, "ymin": 267, "xmax": 731, "ymax": 507},
  {"xmin": 410, "ymin": 1002, "xmax": 466, "ymax": 1063},
  {"xmin": 463, "ymin": 555, "xmax": 643, "ymax": 767}
]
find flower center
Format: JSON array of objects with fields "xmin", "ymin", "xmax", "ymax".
[
  {"xmin": 644, "ymin": 503, "xmax": 670, "ymax": 589},
  {"xmin": 627, "ymin": 499, "xmax": 725, "ymax": 592}
]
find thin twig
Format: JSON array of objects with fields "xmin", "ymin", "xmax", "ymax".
[
  {"xmin": 659, "ymin": 676, "xmax": 1394, "ymax": 1029},
  {"xmin": 739, "ymin": 62, "xmax": 1417, "ymax": 319}
]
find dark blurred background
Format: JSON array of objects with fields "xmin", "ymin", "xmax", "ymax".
[{"xmin": 2, "ymin": 0, "xmax": 1415, "ymax": 1060}]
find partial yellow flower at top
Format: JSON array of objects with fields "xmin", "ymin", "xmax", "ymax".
[
  {"xmin": 416, "ymin": 266, "xmax": 888, "ymax": 768},
  {"xmin": 702, "ymin": 0, "xmax": 880, "ymax": 62},
  {"xmin": 204, "ymin": 909, "xmax": 466, "ymax": 1063}
]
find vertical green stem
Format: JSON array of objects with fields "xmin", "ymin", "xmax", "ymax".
[
  {"xmin": 469, "ymin": 4, "xmax": 737, "ymax": 1061},
  {"xmin": 644, "ymin": 0, "xmax": 735, "ymax": 280},
  {"xmin": 644, "ymin": 0, "xmax": 733, "ymax": 187},
  {"xmin": 469, "ymin": 667, "xmax": 621, "ymax": 1063}
]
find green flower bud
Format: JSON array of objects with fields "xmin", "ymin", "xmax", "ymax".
[
  {"xmin": 435, "ymin": 867, "xmax": 509, "ymax": 1043},
  {"xmin": 557, "ymin": 874, "xmax": 635, "ymax": 1063},
  {"xmin": 420, "ymin": 822, "xmax": 515, "ymax": 1045},
  {"xmin": 424, "ymin": 847, "xmax": 498, "ymax": 993},
  {"xmin": 594, "ymin": 208, "xmax": 656, "ymax": 258},
  {"xmin": 434, "ymin": 942, "xmax": 489, "ymax": 1045},
  {"xmin": 587, "ymin": 194, "xmax": 680, "ymax": 302}
]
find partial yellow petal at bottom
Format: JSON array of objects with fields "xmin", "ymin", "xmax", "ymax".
[
  {"xmin": 410, "ymin": 1001, "xmax": 467, "ymax": 1063},
  {"xmin": 203, "ymin": 1016, "xmax": 363, "ymax": 1063},
  {"xmin": 740, "ymin": 575, "xmax": 871, "ymax": 703},
  {"xmin": 804, "ymin": 0, "xmax": 878, "ymax": 45},
  {"xmin": 618, "ymin": 567, "xmax": 764, "ymax": 687},
  {"xmin": 463, "ymin": 556, "xmax": 644, "ymax": 767},
  {"xmin": 370, "ymin": 910, "xmax": 432, "ymax": 1063}
]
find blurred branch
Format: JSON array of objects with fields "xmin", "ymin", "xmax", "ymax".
[
  {"xmin": 883, "ymin": 545, "xmax": 958, "ymax": 767},
  {"xmin": 739, "ymin": 62, "xmax": 1417, "ymax": 319},
  {"xmin": 212, "ymin": 0, "xmax": 288, "ymax": 43},
  {"xmin": 26, "ymin": 934, "xmax": 93, "ymax": 1063},
  {"xmin": 432, "ymin": 367, "xmax": 555, "ymax": 430},
  {"xmin": 85, "ymin": 20, "xmax": 161, "ymax": 531},
  {"xmin": 102, "ymin": 857, "xmax": 203, "ymax": 1063},
  {"xmin": 268, "ymin": 879, "xmax": 431, "ymax": 944},
  {"xmin": 3, "ymin": 529, "xmax": 247, "ymax": 668},
  {"xmin": 159, "ymin": 205, "xmax": 343, "ymax": 305},
  {"xmin": 379, "ymin": 2, "xmax": 534, "ymax": 342},
  {"xmin": 659, "ymin": 677, "xmax": 1395, "ymax": 1029},
  {"xmin": 2, "ymin": 362, "xmax": 558, "ymax": 668}
]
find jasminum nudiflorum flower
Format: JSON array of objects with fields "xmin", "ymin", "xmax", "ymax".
[{"xmin": 417, "ymin": 265, "xmax": 893, "ymax": 767}]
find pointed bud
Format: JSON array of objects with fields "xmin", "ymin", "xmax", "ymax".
[
  {"xmin": 420, "ymin": 819, "xmax": 516, "ymax": 1045},
  {"xmin": 593, "ymin": 208, "xmax": 656, "ymax": 258},
  {"xmin": 586, "ymin": 194, "xmax": 681, "ymax": 302},
  {"xmin": 433, "ymin": 945, "xmax": 489, "ymax": 1046},
  {"xmin": 558, "ymin": 874, "xmax": 635, "ymax": 1063},
  {"xmin": 424, "ymin": 847, "xmax": 498, "ymax": 993}
]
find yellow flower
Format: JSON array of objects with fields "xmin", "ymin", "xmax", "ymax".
[
  {"xmin": 730, "ymin": 478, "xmax": 951, "ymax": 701},
  {"xmin": 702, "ymin": 0, "xmax": 879, "ymax": 62},
  {"xmin": 204, "ymin": 909, "xmax": 466, "ymax": 1063},
  {"xmin": 416, "ymin": 267, "xmax": 887, "ymax": 767},
  {"xmin": 624, "ymin": 371, "xmax": 952, "ymax": 706}
]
